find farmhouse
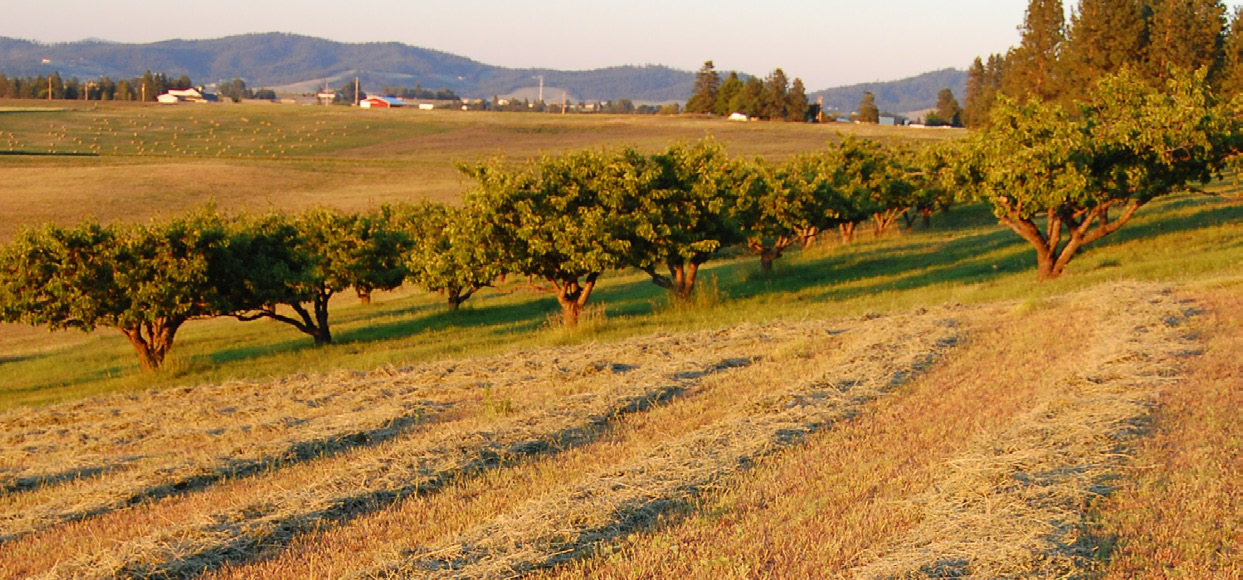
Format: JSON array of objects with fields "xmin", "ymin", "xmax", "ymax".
[
  {"xmin": 156, "ymin": 88, "xmax": 219, "ymax": 104},
  {"xmin": 360, "ymin": 96, "xmax": 406, "ymax": 109}
]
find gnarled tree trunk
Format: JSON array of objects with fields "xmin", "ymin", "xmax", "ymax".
[{"xmin": 119, "ymin": 317, "xmax": 187, "ymax": 372}]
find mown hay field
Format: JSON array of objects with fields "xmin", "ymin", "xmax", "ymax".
[{"xmin": 0, "ymin": 101, "xmax": 1240, "ymax": 578}]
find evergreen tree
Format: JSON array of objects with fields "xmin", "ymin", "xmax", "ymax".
[
  {"xmin": 686, "ymin": 60, "xmax": 721, "ymax": 114},
  {"xmin": 927, "ymin": 88, "xmax": 962, "ymax": 126},
  {"xmin": 963, "ymin": 57, "xmax": 991, "ymax": 127},
  {"xmin": 1003, "ymin": 0, "xmax": 1066, "ymax": 103},
  {"xmin": 761, "ymin": 68, "xmax": 789, "ymax": 120},
  {"xmin": 786, "ymin": 77, "xmax": 809, "ymax": 122},
  {"xmin": 1145, "ymin": 0, "xmax": 1227, "ymax": 81},
  {"xmin": 731, "ymin": 76, "xmax": 764, "ymax": 118},
  {"xmin": 1221, "ymin": 7, "xmax": 1243, "ymax": 96},
  {"xmin": 857, "ymin": 91, "xmax": 880, "ymax": 123},
  {"xmin": 715, "ymin": 72, "xmax": 743, "ymax": 116},
  {"xmin": 1061, "ymin": 0, "xmax": 1147, "ymax": 101}
]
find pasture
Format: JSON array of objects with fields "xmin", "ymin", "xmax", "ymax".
[{"xmin": 0, "ymin": 100, "xmax": 1238, "ymax": 578}]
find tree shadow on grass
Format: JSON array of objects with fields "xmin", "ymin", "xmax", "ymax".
[{"xmin": 728, "ymin": 227, "xmax": 1025, "ymax": 304}]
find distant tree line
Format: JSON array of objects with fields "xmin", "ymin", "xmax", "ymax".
[
  {"xmin": 684, "ymin": 61, "xmax": 814, "ymax": 121},
  {"xmin": 0, "ymin": 70, "xmax": 192, "ymax": 101},
  {"xmin": 964, "ymin": 0, "xmax": 1243, "ymax": 127}
]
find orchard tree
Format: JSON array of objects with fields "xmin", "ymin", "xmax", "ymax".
[
  {"xmin": 401, "ymin": 202, "xmax": 504, "ymax": 311},
  {"xmin": 228, "ymin": 208, "xmax": 410, "ymax": 345},
  {"xmin": 733, "ymin": 154, "xmax": 840, "ymax": 273},
  {"xmin": 462, "ymin": 149, "xmax": 636, "ymax": 329},
  {"xmin": 826, "ymin": 135, "xmax": 914, "ymax": 239},
  {"xmin": 626, "ymin": 139, "xmax": 743, "ymax": 298},
  {"xmin": 956, "ymin": 68, "xmax": 1239, "ymax": 281},
  {"xmin": 0, "ymin": 211, "xmax": 231, "ymax": 372}
]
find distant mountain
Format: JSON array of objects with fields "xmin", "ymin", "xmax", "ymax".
[
  {"xmin": 0, "ymin": 34, "xmax": 964, "ymax": 110},
  {"xmin": 809, "ymin": 68, "xmax": 968, "ymax": 117},
  {"xmin": 0, "ymin": 33, "xmax": 694, "ymax": 103}
]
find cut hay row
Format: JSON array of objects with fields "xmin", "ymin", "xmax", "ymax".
[
  {"xmin": 852, "ymin": 283, "xmax": 1199, "ymax": 578},
  {"xmin": 0, "ymin": 328, "xmax": 768, "ymax": 542},
  {"xmin": 32, "ymin": 324, "xmax": 827, "ymax": 580},
  {"xmin": 360, "ymin": 309, "xmax": 964, "ymax": 579}
]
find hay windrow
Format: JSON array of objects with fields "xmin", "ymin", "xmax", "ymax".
[
  {"xmin": 360, "ymin": 308, "xmax": 965, "ymax": 579},
  {"xmin": 33, "ymin": 322, "xmax": 829, "ymax": 580},
  {"xmin": 851, "ymin": 282, "xmax": 1200, "ymax": 579}
]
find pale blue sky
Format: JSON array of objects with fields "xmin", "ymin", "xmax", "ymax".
[{"xmin": 2, "ymin": 1, "xmax": 1238, "ymax": 90}]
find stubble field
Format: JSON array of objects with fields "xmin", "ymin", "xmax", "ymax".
[{"xmin": 0, "ymin": 101, "xmax": 1239, "ymax": 578}]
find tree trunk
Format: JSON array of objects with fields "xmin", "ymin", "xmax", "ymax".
[
  {"xmin": 999, "ymin": 199, "xmax": 1143, "ymax": 282},
  {"xmin": 554, "ymin": 274, "xmax": 597, "ymax": 330},
  {"xmin": 839, "ymin": 222, "xmax": 856, "ymax": 245},
  {"xmin": 120, "ymin": 318, "xmax": 184, "ymax": 372},
  {"xmin": 799, "ymin": 226, "xmax": 819, "ymax": 249},
  {"xmin": 760, "ymin": 251, "xmax": 777, "ymax": 274},
  {"xmin": 355, "ymin": 287, "xmax": 372, "ymax": 305}
]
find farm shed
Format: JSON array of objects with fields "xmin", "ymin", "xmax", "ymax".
[{"xmin": 360, "ymin": 96, "xmax": 406, "ymax": 109}]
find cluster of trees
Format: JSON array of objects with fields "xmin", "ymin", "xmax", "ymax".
[
  {"xmin": 0, "ymin": 70, "xmax": 192, "ymax": 101},
  {"xmin": 0, "ymin": 137, "xmax": 951, "ymax": 371},
  {"xmin": 964, "ymin": 0, "xmax": 1243, "ymax": 127},
  {"xmin": 2, "ymin": 67, "xmax": 1236, "ymax": 372},
  {"xmin": 217, "ymin": 78, "xmax": 277, "ymax": 102},
  {"xmin": 685, "ymin": 61, "xmax": 813, "ymax": 121},
  {"xmin": 379, "ymin": 83, "xmax": 460, "ymax": 101}
]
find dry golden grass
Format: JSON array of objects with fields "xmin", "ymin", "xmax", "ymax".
[
  {"xmin": 1090, "ymin": 290, "xmax": 1242, "ymax": 579},
  {"xmin": 0, "ymin": 279, "xmax": 1231, "ymax": 579},
  {"xmin": 0, "ymin": 104, "xmax": 957, "ymax": 242}
]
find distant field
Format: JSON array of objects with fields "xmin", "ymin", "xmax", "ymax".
[{"xmin": 0, "ymin": 99, "xmax": 957, "ymax": 241}]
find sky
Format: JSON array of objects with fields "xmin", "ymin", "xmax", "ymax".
[{"xmin": 0, "ymin": 1, "xmax": 1232, "ymax": 90}]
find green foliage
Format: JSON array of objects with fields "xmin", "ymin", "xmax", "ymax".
[
  {"xmin": 398, "ymin": 201, "xmax": 502, "ymax": 310},
  {"xmin": 857, "ymin": 92, "xmax": 880, "ymax": 124},
  {"xmin": 825, "ymin": 135, "xmax": 915, "ymax": 237},
  {"xmin": 685, "ymin": 61, "xmax": 721, "ymax": 115},
  {"xmin": 733, "ymin": 154, "xmax": 840, "ymax": 272},
  {"xmin": 1003, "ymin": 0, "xmax": 1066, "ymax": 103},
  {"xmin": 223, "ymin": 208, "xmax": 411, "ymax": 344},
  {"xmin": 956, "ymin": 68, "xmax": 1240, "ymax": 280},
  {"xmin": 926, "ymin": 88, "xmax": 962, "ymax": 127},
  {"xmin": 462, "ymin": 148, "xmax": 639, "ymax": 328},
  {"xmin": 0, "ymin": 210, "xmax": 232, "ymax": 371},
  {"xmin": 715, "ymin": 73, "xmax": 744, "ymax": 116},
  {"xmin": 626, "ymin": 139, "xmax": 743, "ymax": 298}
]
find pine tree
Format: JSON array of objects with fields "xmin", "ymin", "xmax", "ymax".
[
  {"xmin": 785, "ymin": 78, "xmax": 809, "ymax": 122},
  {"xmin": 731, "ymin": 76, "xmax": 764, "ymax": 118},
  {"xmin": 1221, "ymin": 7, "xmax": 1243, "ymax": 96},
  {"xmin": 927, "ymin": 88, "xmax": 962, "ymax": 126},
  {"xmin": 963, "ymin": 57, "xmax": 990, "ymax": 127},
  {"xmin": 761, "ymin": 68, "xmax": 789, "ymax": 120},
  {"xmin": 715, "ymin": 72, "xmax": 743, "ymax": 116},
  {"xmin": 1003, "ymin": 0, "xmax": 1066, "ymax": 103},
  {"xmin": 685, "ymin": 60, "xmax": 721, "ymax": 114},
  {"xmin": 857, "ymin": 91, "xmax": 880, "ymax": 123},
  {"xmin": 1145, "ymin": 0, "xmax": 1227, "ymax": 81},
  {"xmin": 1061, "ymin": 0, "xmax": 1146, "ymax": 100}
]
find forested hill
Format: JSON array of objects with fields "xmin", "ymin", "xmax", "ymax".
[
  {"xmin": 0, "ymin": 33, "xmax": 962, "ymax": 108},
  {"xmin": 0, "ymin": 33, "xmax": 694, "ymax": 102},
  {"xmin": 809, "ymin": 68, "xmax": 968, "ymax": 115}
]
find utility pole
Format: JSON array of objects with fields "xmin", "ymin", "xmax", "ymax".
[
  {"xmin": 355, "ymin": 77, "xmax": 360, "ymax": 106},
  {"xmin": 533, "ymin": 75, "xmax": 544, "ymax": 104},
  {"xmin": 48, "ymin": 76, "xmax": 52, "ymax": 101},
  {"xmin": 562, "ymin": 90, "xmax": 567, "ymax": 115}
]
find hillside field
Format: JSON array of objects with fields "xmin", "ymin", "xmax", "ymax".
[{"xmin": 0, "ymin": 101, "xmax": 1239, "ymax": 578}]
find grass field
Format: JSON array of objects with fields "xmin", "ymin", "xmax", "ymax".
[{"xmin": 0, "ymin": 101, "xmax": 1239, "ymax": 578}]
